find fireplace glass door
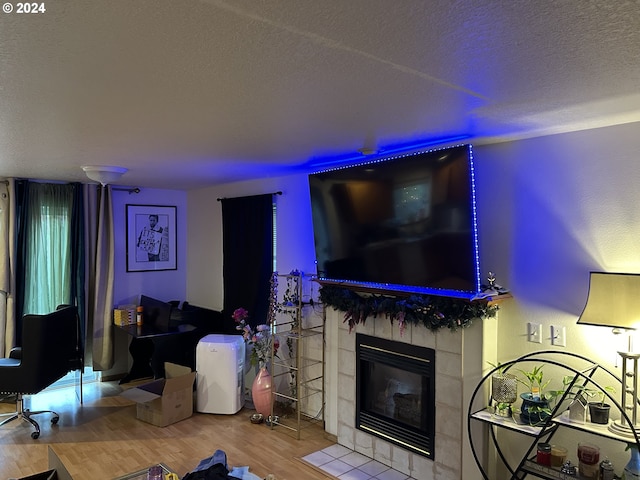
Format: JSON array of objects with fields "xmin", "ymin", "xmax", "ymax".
[{"xmin": 356, "ymin": 333, "xmax": 435, "ymax": 458}]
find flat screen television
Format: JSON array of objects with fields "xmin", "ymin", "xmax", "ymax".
[{"xmin": 308, "ymin": 144, "xmax": 480, "ymax": 298}]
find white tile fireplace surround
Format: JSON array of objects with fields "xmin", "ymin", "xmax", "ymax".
[{"xmin": 324, "ymin": 307, "xmax": 495, "ymax": 480}]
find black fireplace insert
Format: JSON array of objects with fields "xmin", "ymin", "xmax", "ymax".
[{"xmin": 356, "ymin": 333, "xmax": 436, "ymax": 459}]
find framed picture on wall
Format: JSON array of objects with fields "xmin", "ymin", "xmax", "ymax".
[{"xmin": 126, "ymin": 204, "xmax": 177, "ymax": 272}]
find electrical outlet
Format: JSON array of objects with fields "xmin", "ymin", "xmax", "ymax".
[
  {"xmin": 551, "ymin": 325, "xmax": 566, "ymax": 347},
  {"xmin": 527, "ymin": 322, "xmax": 542, "ymax": 343}
]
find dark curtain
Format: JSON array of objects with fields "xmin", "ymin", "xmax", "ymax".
[
  {"xmin": 13, "ymin": 180, "xmax": 30, "ymax": 343},
  {"xmin": 221, "ymin": 194, "xmax": 274, "ymax": 334},
  {"xmin": 69, "ymin": 183, "xmax": 86, "ymax": 366}
]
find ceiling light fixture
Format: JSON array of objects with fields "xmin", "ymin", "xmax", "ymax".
[
  {"xmin": 82, "ymin": 165, "xmax": 128, "ymax": 186},
  {"xmin": 357, "ymin": 147, "xmax": 378, "ymax": 156}
]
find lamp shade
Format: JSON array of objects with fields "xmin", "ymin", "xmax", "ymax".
[
  {"xmin": 577, "ymin": 272, "xmax": 640, "ymax": 329},
  {"xmin": 82, "ymin": 165, "xmax": 127, "ymax": 186}
]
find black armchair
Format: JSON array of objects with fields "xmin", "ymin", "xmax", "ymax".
[{"xmin": 0, "ymin": 305, "xmax": 79, "ymax": 439}]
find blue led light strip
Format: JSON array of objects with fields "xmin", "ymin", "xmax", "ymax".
[{"xmin": 467, "ymin": 145, "xmax": 482, "ymax": 294}]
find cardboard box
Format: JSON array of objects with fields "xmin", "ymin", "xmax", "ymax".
[
  {"xmin": 121, "ymin": 363, "xmax": 196, "ymax": 427},
  {"xmin": 47, "ymin": 447, "xmax": 73, "ymax": 480},
  {"xmin": 12, "ymin": 447, "xmax": 73, "ymax": 480},
  {"xmin": 13, "ymin": 471, "xmax": 56, "ymax": 480}
]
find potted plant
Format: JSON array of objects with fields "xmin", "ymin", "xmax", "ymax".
[
  {"xmin": 488, "ymin": 362, "xmax": 518, "ymax": 417},
  {"xmin": 516, "ymin": 365, "xmax": 555, "ymax": 425},
  {"xmin": 546, "ymin": 375, "xmax": 615, "ymax": 425},
  {"xmin": 586, "ymin": 386, "xmax": 615, "ymax": 425}
]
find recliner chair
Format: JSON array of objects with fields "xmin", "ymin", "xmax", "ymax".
[{"xmin": 0, "ymin": 305, "xmax": 79, "ymax": 438}]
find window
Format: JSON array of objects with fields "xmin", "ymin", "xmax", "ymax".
[
  {"xmin": 23, "ymin": 183, "xmax": 73, "ymax": 315},
  {"xmin": 20, "ymin": 182, "xmax": 98, "ymax": 385}
]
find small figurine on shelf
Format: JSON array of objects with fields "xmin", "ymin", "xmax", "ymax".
[
  {"xmin": 473, "ymin": 271, "xmax": 511, "ymax": 301},
  {"xmin": 485, "ymin": 271, "xmax": 510, "ymax": 294},
  {"xmin": 561, "ymin": 460, "xmax": 577, "ymax": 476},
  {"xmin": 487, "ymin": 271, "xmax": 496, "ymax": 289}
]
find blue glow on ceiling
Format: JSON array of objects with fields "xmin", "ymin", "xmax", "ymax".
[{"xmin": 306, "ymin": 134, "xmax": 471, "ymax": 171}]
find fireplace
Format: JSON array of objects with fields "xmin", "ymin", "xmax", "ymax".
[{"xmin": 356, "ymin": 333, "xmax": 436, "ymax": 459}]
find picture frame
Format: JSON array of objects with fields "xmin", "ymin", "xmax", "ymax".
[{"xmin": 126, "ymin": 204, "xmax": 177, "ymax": 272}]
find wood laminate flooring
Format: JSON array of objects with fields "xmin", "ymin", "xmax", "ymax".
[{"xmin": 0, "ymin": 380, "xmax": 335, "ymax": 480}]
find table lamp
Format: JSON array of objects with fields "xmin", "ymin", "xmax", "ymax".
[{"xmin": 577, "ymin": 271, "xmax": 640, "ymax": 437}]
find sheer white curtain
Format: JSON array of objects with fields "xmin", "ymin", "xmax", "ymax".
[
  {"xmin": 0, "ymin": 179, "xmax": 16, "ymax": 357},
  {"xmin": 23, "ymin": 183, "xmax": 74, "ymax": 314},
  {"xmin": 85, "ymin": 185, "xmax": 115, "ymax": 371}
]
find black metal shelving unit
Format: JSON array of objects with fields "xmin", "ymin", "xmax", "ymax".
[{"xmin": 467, "ymin": 350, "xmax": 640, "ymax": 479}]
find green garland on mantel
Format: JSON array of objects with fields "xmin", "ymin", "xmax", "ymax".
[{"xmin": 319, "ymin": 285, "xmax": 500, "ymax": 332}]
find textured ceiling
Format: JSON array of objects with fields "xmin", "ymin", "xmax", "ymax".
[{"xmin": 1, "ymin": 0, "xmax": 639, "ymax": 190}]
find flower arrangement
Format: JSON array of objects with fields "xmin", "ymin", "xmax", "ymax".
[{"xmin": 233, "ymin": 307, "xmax": 279, "ymax": 368}]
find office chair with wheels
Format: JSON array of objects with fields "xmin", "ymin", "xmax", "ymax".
[{"xmin": 0, "ymin": 305, "xmax": 78, "ymax": 439}]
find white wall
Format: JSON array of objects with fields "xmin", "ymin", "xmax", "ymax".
[{"xmin": 475, "ymin": 122, "xmax": 640, "ymax": 368}]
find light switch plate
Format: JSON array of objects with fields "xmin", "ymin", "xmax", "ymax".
[
  {"xmin": 527, "ymin": 322, "xmax": 542, "ymax": 343},
  {"xmin": 551, "ymin": 325, "xmax": 566, "ymax": 347}
]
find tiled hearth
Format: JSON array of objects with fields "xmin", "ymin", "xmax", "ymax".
[
  {"xmin": 325, "ymin": 307, "xmax": 491, "ymax": 480},
  {"xmin": 303, "ymin": 444, "xmax": 414, "ymax": 479}
]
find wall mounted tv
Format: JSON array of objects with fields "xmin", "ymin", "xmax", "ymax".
[{"xmin": 308, "ymin": 144, "xmax": 481, "ymax": 298}]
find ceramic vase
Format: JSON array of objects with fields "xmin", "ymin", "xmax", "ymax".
[
  {"xmin": 623, "ymin": 443, "xmax": 640, "ymax": 479},
  {"xmin": 519, "ymin": 392, "xmax": 550, "ymax": 426},
  {"xmin": 252, "ymin": 366, "xmax": 273, "ymax": 417}
]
